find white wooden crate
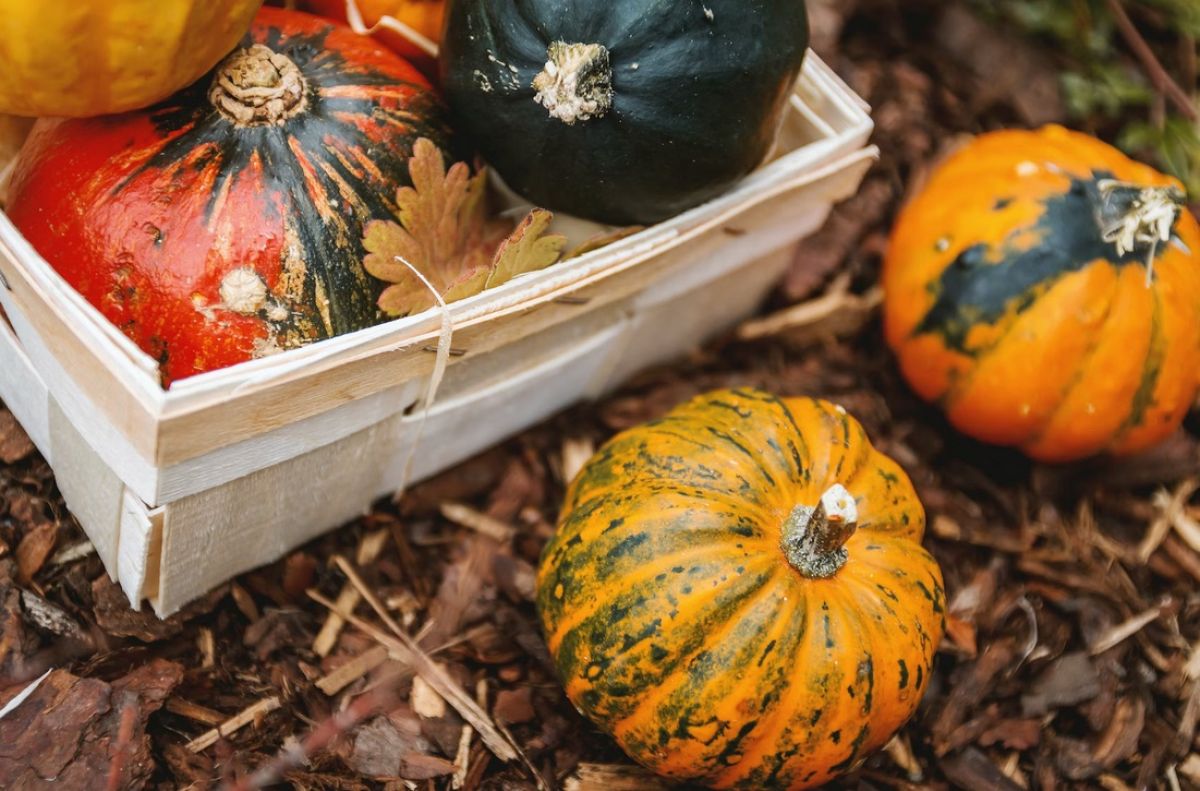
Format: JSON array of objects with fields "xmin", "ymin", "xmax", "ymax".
[{"xmin": 0, "ymin": 54, "xmax": 876, "ymax": 616}]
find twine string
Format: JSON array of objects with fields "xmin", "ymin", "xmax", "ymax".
[{"xmin": 342, "ymin": 0, "xmax": 440, "ymax": 58}]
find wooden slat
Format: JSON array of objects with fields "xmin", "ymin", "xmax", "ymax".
[
  {"xmin": 0, "ymin": 238, "xmax": 161, "ymax": 461},
  {"xmin": 152, "ymin": 148, "xmax": 877, "ymax": 467}
]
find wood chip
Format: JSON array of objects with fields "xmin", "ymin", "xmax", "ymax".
[
  {"xmin": 15, "ymin": 521, "xmax": 57, "ymax": 582},
  {"xmin": 560, "ymin": 437, "xmax": 595, "ymax": 484},
  {"xmin": 197, "ymin": 628, "xmax": 215, "ymax": 669},
  {"xmin": 564, "ymin": 763, "xmax": 673, "ymax": 791},
  {"xmin": 48, "ymin": 540, "xmax": 95, "ymax": 567},
  {"xmin": 1022, "ymin": 652, "xmax": 1102, "ymax": 716},
  {"xmin": 941, "ymin": 747, "xmax": 1025, "ymax": 791},
  {"xmin": 1088, "ymin": 603, "xmax": 1167, "ymax": 655},
  {"xmin": 186, "ymin": 696, "xmax": 282, "ymax": 753},
  {"xmin": 315, "ymin": 645, "xmax": 390, "ymax": 696},
  {"xmin": 313, "ymin": 528, "xmax": 390, "ymax": 657},
  {"xmin": 229, "ymin": 582, "xmax": 260, "ymax": 623},
  {"xmin": 165, "ymin": 697, "xmax": 227, "ymax": 726},
  {"xmin": 0, "ymin": 409, "xmax": 34, "ymax": 465},
  {"xmin": 439, "ymin": 502, "xmax": 516, "ymax": 543},
  {"xmin": 451, "ymin": 724, "xmax": 472, "ymax": 790},
  {"xmin": 884, "ymin": 733, "xmax": 923, "ymax": 781},
  {"xmin": 410, "ymin": 675, "xmax": 447, "ymax": 719}
]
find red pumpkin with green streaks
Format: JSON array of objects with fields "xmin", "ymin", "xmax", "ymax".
[
  {"xmin": 537, "ymin": 388, "xmax": 945, "ymax": 790},
  {"xmin": 6, "ymin": 7, "xmax": 454, "ymax": 385}
]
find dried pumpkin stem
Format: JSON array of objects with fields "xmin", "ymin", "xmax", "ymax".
[
  {"xmin": 532, "ymin": 41, "xmax": 614, "ymax": 125},
  {"xmin": 781, "ymin": 484, "xmax": 858, "ymax": 579},
  {"xmin": 1096, "ymin": 179, "xmax": 1186, "ymax": 284},
  {"xmin": 210, "ymin": 44, "xmax": 308, "ymax": 127}
]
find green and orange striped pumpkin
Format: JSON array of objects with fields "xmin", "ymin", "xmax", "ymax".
[
  {"xmin": 884, "ymin": 126, "xmax": 1200, "ymax": 462},
  {"xmin": 537, "ymin": 388, "xmax": 945, "ymax": 790}
]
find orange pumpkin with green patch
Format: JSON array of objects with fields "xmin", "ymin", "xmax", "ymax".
[
  {"xmin": 536, "ymin": 388, "xmax": 945, "ymax": 790},
  {"xmin": 884, "ymin": 126, "xmax": 1200, "ymax": 462}
]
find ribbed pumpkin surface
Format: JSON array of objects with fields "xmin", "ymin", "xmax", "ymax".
[
  {"xmin": 537, "ymin": 388, "xmax": 945, "ymax": 790},
  {"xmin": 6, "ymin": 7, "xmax": 454, "ymax": 384},
  {"xmin": 884, "ymin": 126, "xmax": 1200, "ymax": 461},
  {"xmin": 0, "ymin": 0, "xmax": 263, "ymax": 117}
]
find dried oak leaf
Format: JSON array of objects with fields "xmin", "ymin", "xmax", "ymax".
[{"xmin": 363, "ymin": 138, "xmax": 565, "ymax": 316}]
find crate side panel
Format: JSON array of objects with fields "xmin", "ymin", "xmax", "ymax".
[
  {"xmin": 155, "ymin": 377, "xmax": 428, "ymax": 504},
  {"xmin": 3, "ymin": 294, "xmax": 159, "ymax": 502},
  {"xmin": 0, "ymin": 301, "xmax": 51, "ymax": 462},
  {"xmin": 152, "ymin": 422, "xmax": 387, "ymax": 616},
  {"xmin": 387, "ymin": 319, "xmax": 630, "ymax": 487},
  {"xmin": 117, "ymin": 491, "xmax": 158, "ymax": 608},
  {"xmin": 47, "ymin": 399, "xmax": 124, "ymax": 579},
  {"xmin": 149, "ymin": 320, "xmax": 628, "ymax": 615}
]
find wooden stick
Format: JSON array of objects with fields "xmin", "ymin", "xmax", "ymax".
[
  {"xmin": 312, "ymin": 528, "xmax": 390, "ymax": 657},
  {"xmin": 165, "ymin": 697, "xmax": 227, "ymax": 726},
  {"xmin": 439, "ymin": 502, "xmax": 516, "ymax": 543},
  {"xmin": 186, "ymin": 697, "xmax": 282, "ymax": 753},
  {"xmin": 315, "ymin": 645, "xmax": 391, "ymax": 696},
  {"xmin": 451, "ymin": 724, "xmax": 473, "ymax": 789},
  {"xmin": 1106, "ymin": 0, "xmax": 1198, "ymax": 121}
]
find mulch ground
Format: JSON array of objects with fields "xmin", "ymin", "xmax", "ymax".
[{"xmin": 3, "ymin": 2, "xmax": 1200, "ymax": 789}]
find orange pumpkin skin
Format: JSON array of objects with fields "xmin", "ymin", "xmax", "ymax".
[
  {"xmin": 884, "ymin": 126, "xmax": 1200, "ymax": 462},
  {"xmin": 537, "ymin": 389, "xmax": 945, "ymax": 790},
  {"xmin": 301, "ymin": 0, "xmax": 443, "ymax": 65},
  {"xmin": 6, "ymin": 8, "xmax": 453, "ymax": 385}
]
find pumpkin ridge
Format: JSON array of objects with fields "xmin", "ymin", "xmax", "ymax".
[
  {"xmin": 561, "ymin": 567, "xmax": 778, "ymax": 722},
  {"xmin": 544, "ymin": 547, "xmax": 767, "ymax": 654},
  {"xmin": 698, "ymin": 592, "xmax": 820, "ymax": 787},
  {"xmin": 1022, "ymin": 264, "xmax": 1124, "ymax": 451},
  {"xmin": 912, "ymin": 173, "xmax": 1179, "ymax": 355},
  {"xmin": 608, "ymin": 576, "xmax": 785, "ymax": 740},
  {"xmin": 556, "ymin": 505, "xmax": 773, "ymax": 579},
  {"xmin": 710, "ymin": 588, "xmax": 858, "ymax": 789},
  {"xmin": 636, "ymin": 579, "xmax": 804, "ymax": 780},
  {"xmin": 1110, "ymin": 281, "xmax": 1166, "ymax": 447},
  {"xmin": 936, "ymin": 263, "xmax": 1110, "ymax": 419}
]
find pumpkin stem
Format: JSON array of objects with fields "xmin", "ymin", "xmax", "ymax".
[
  {"xmin": 1095, "ymin": 180, "xmax": 1186, "ymax": 285},
  {"xmin": 532, "ymin": 42, "xmax": 614, "ymax": 126},
  {"xmin": 210, "ymin": 44, "xmax": 308, "ymax": 127},
  {"xmin": 781, "ymin": 484, "xmax": 858, "ymax": 579}
]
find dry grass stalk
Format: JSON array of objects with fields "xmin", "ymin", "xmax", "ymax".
[
  {"xmin": 736, "ymin": 273, "xmax": 881, "ymax": 343},
  {"xmin": 186, "ymin": 697, "xmax": 282, "ymax": 753},
  {"xmin": 451, "ymin": 724, "xmax": 473, "ymax": 789},
  {"xmin": 309, "ymin": 563, "xmax": 518, "ymax": 763}
]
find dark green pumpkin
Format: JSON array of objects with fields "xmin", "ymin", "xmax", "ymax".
[{"xmin": 439, "ymin": 0, "xmax": 809, "ymax": 225}]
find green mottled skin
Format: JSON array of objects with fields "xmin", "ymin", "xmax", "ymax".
[{"xmin": 537, "ymin": 388, "xmax": 946, "ymax": 790}]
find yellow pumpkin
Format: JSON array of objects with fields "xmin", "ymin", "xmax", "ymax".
[
  {"xmin": 537, "ymin": 388, "xmax": 945, "ymax": 790},
  {"xmin": 0, "ymin": 0, "xmax": 263, "ymax": 117}
]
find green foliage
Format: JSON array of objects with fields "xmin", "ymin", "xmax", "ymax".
[{"xmin": 971, "ymin": 0, "xmax": 1200, "ymax": 196}]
